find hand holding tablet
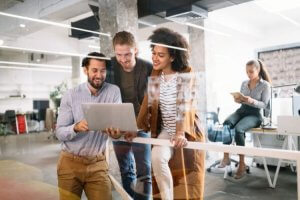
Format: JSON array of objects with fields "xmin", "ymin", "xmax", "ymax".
[{"xmin": 230, "ymin": 92, "xmax": 247, "ymax": 103}]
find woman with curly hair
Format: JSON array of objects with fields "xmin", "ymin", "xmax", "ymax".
[{"xmin": 137, "ymin": 27, "xmax": 205, "ymax": 200}]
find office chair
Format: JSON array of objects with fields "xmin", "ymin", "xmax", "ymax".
[
  {"xmin": 3, "ymin": 110, "xmax": 17, "ymax": 134},
  {"xmin": 206, "ymin": 110, "xmax": 246, "ymax": 177}
]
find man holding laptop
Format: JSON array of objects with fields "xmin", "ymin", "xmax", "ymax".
[
  {"xmin": 56, "ymin": 52, "xmax": 121, "ymax": 200},
  {"xmin": 106, "ymin": 31, "xmax": 152, "ymax": 200}
]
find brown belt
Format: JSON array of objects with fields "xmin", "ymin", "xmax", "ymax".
[{"xmin": 61, "ymin": 151, "xmax": 106, "ymax": 165}]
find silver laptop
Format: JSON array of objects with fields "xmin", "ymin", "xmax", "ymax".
[{"xmin": 82, "ymin": 103, "xmax": 137, "ymax": 132}]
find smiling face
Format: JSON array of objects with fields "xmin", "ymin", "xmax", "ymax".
[
  {"xmin": 84, "ymin": 59, "xmax": 106, "ymax": 90},
  {"xmin": 151, "ymin": 45, "xmax": 174, "ymax": 71},
  {"xmin": 246, "ymin": 64, "xmax": 260, "ymax": 81},
  {"xmin": 114, "ymin": 44, "xmax": 137, "ymax": 72}
]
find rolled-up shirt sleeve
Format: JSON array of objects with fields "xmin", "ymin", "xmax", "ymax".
[
  {"xmin": 252, "ymin": 83, "xmax": 271, "ymax": 109},
  {"xmin": 240, "ymin": 80, "xmax": 271, "ymax": 109},
  {"xmin": 56, "ymin": 91, "xmax": 77, "ymax": 141},
  {"xmin": 113, "ymin": 87, "xmax": 122, "ymax": 103}
]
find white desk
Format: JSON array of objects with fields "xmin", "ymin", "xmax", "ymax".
[
  {"xmin": 249, "ymin": 128, "xmax": 278, "ymax": 188},
  {"xmin": 273, "ymin": 116, "xmax": 300, "ymax": 188},
  {"xmin": 249, "ymin": 117, "xmax": 300, "ymax": 188}
]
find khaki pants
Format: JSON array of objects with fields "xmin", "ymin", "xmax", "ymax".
[{"xmin": 57, "ymin": 151, "xmax": 112, "ymax": 200}]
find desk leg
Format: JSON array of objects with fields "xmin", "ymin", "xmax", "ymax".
[
  {"xmin": 273, "ymin": 137, "xmax": 288, "ymax": 188},
  {"xmin": 289, "ymin": 136, "xmax": 297, "ymax": 172},
  {"xmin": 255, "ymin": 134, "xmax": 273, "ymax": 188}
]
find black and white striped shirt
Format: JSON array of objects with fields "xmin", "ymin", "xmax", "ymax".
[{"xmin": 159, "ymin": 72, "xmax": 178, "ymax": 135}]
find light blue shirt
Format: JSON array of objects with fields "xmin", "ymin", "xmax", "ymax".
[
  {"xmin": 240, "ymin": 79, "xmax": 271, "ymax": 109},
  {"xmin": 56, "ymin": 82, "xmax": 121, "ymax": 156}
]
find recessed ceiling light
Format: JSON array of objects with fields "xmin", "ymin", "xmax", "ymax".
[
  {"xmin": 20, "ymin": 24, "xmax": 26, "ymax": 28},
  {"xmin": 0, "ymin": 39, "xmax": 3, "ymax": 45}
]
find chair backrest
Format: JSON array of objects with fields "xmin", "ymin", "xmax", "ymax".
[
  {"xmin": 4, "ymin": 110, "xmax": 16, "ymax": 122},
  {"xmin": 263, "ymin": 100, "xmax": 271, "ymax": 118},
  {"xmin": 206, "ymin": 112, "xmax": 219, "ymax": 125}
]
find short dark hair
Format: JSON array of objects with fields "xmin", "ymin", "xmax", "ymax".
[
  {"xmin": 148, "ymin": 27, "xmax": 189, "ymax": 72},
  {"xmin": 112, "ymin": 31, "xmax": 136, "ymax": 48},
  {"xmin": 81, "ymin": 52, "xmax": 107, "ymax": 68}
]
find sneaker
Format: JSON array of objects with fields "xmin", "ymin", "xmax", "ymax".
[
  {"xmin": 234, "ymin": 165, "xmax": 247, "ymax": 179},
  {"xmin": 217, "ymin": 158, "xmax": 231, "ymax": 168}
]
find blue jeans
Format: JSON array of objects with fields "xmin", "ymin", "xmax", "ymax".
[
  {"xmin": 223, "ymin": 104, "xmax": 262, "ymax": 146},
  {"xmin": 113, "ymin": 131, "xmax": 152, "ymax": 200}
]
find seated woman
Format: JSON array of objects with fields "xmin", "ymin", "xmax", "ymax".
[
  {"xmin": 137, "ymin": 27, "xmax": 205, "ymax": 200},
  {"xmin": 218, "ymin": 59, "xmax": 271, "ymax": 179}
]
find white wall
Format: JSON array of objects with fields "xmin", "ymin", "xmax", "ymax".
[
  {"xmin": 0, "ymin": 68, "xmax": 71, "ymax": 112},
  {"xmin": 204, "ymin": 2, "xmax": 300, "ymax": 122},
  {"xmin": 0, "ymin": 25, "xmax": 78, "ymax": 113},
  {"xmin": 204, "ymin": 18, "xmax": 259, "ymax": 121}
]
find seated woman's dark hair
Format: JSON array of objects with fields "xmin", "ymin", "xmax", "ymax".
[{"xmin": 148, "ymin": 28, "xmax": 189, "ymax": 72}]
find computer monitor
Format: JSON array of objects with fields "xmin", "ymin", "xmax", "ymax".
[{"xmin": 33, "ymin": 100, "xmax": 49, "ymax": 121}]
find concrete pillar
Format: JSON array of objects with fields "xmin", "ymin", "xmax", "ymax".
[
  {"xmin": 188, "ymin": 20, "xmax": 207, "ymax": 121},
  {"xmin": 98, "ymin": 0, "xmax": 138, "ymax": 57},
  {"xmin": 97, "ymin": 0, "xmax": 139, "ymax": 182},
  {"xmin": 71, "ymin": 57, "xmax": 81, "ymax": 87}
]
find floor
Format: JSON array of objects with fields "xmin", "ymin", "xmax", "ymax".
[{"xmin": 0, "ymin": 132, "xmax": 297, "ymax": 200}]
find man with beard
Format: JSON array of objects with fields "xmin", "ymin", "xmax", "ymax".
[
  {"xmin": 106, "ymin": 31, "xmax": 152, "ymax": 200},
  {"xmin": 56, "ymin": 52, "xmax": 121, "ymax": 200}
]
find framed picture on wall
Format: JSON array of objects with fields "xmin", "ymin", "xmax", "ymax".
[{"xmin": 257, "ymin": 43, "xmax": 300, "ymax": 98}]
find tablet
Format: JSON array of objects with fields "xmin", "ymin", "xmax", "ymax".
[
  {"xmin": 82, "ymin": 103, "xmax": 137, "ymax": 132},
  {"xmin": 230, "ymin": 92, "xmax": 247, "ymax": 101},
  {"xmin": 230, "ymin": 92, "xmax": 245, "ymax": 98}
]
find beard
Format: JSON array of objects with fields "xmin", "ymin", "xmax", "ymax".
[{"xmin": 88, "ymin": 77, "xmax": 103, "ymax": 90}]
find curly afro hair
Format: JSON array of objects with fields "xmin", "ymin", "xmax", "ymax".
[{"xmin": 148, "ymin": 27, "xmax": 189, "ymax": 72}]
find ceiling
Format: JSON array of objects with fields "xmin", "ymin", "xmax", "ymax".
[
  {"xmin": 1, "ymin": 0, "xmax": 300, "ymax": 62},
  {"xmin": 73, "ymin": 0, "xmax": 253, "ymax": 38},
  {"xmin": 0, "ymin": 0, "xmax": 23, "ymax": 10},
  {"xmin": 208, "ymin": 0, "xmax": 300, "ymax": 35},
  {"xmin": 137, "ymin": 0, "xmax": 252, "ymax": 17}
]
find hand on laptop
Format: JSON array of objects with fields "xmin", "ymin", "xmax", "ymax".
[
  {"xmin": 124, "ymin": 131, "xmax": 137, "ymax": 142},
  {"xmin": 74, "ymin": 120, "xmax": 89, "ymax": 133},
  {"xmin": 105, "ymin": 128, "xmax": 137, "ymax": 141},
  {"xmin": 105, "ymin": 127, "xmax": 122, "ymax": 139}
]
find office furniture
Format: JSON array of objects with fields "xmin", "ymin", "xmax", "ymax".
[
  {"xmin": 249, "ymin": 116, "xmax": 300, "ymax": 188},
  {"xmin": 16, "ymin": 114, "xmax": 28, "ymax": 134},
  {"xmin": 272, "ymin": 116, "xmax": 300, "ymax": 188},
  {"xmin": 2, "ymin": 110, "xmax": 17, "ymax": 134}
]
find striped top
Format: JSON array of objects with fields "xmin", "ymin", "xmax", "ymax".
[
  {"xmin": 159, "ymin": 72, "xmax": 178, "ymax": 135},
  {"xmin": 56, "ymin": 82, "xmax": 121, "ymax": 156}
]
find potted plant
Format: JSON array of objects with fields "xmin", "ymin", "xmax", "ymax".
[{"xmin": 49, "ymin": 82, "xmax": 68, "ymax": 108}]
